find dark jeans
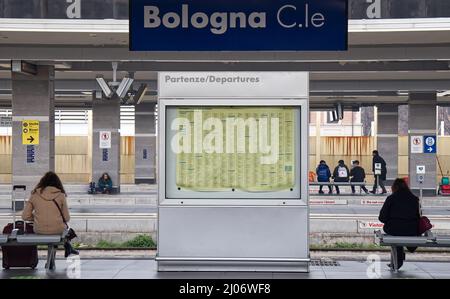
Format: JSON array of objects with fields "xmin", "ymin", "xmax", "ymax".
[
  {"xmin": 319, "ymin": 184, "xmax": 332, "ymax": 193},
  {"xmin": 334, "ymin": 182, "xmax": 348, "ymax": 194},
  {"xmin": 394, "ymin": 246, "xmax": 405, "ymax": 269},
  {"xmin": 373, "ymin": 177, "xmax": 387, "ymax": 193},
  {"xmin": 351, "ymin": 184, "xmax": 369, "ymax": 193}
]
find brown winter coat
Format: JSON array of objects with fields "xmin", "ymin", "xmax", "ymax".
[{"xmin": 22, "ymin": 186, "xmax": 70, "ymax": 235}]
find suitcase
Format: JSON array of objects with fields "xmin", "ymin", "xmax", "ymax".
[
  {"xmin": 2, "ymin": 221, "xmax": 38, "ymax": 269},
  {"xmin": 1, "ymin": 185, "xmax": 39, "ymax": 269}
]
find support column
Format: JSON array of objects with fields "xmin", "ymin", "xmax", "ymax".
[
  {"xmin": 12, "ymin": 66, "xmax": 55, "ymax": 196},
  {"xmin": 376, "ymin": 104, "xmax": 399, "ymax": 183},
  {"xmin": 92, "ymin": 97, "xmax": 121, "ymax": 192},
  {"xmin": 408, "ymin": 93, "xmax": 437, "ymax": 196},
  {"xmin": 134, "ymin": 103, "xmax": 156, "ymax": 184}
]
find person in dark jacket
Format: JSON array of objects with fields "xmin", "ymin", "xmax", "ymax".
[
  {"xmin": 379, "ymin": 178, "xmax": 420, "ymax": 270},
  {"xmin": 316, "ymin": 160, "xmax": 332, "ymax": 194},
  {"xmin": 370, "ymin": 150, "xmax": 387, "ymax": 194},
  {"xmin": 332, "ymin": 160, "xmax": 350, "ymax": 195},
  {"xmin": 350, "ymin": 160, "xmax": 369, "ymax": 194},
  {"xmin": 97, "ymin": 173, "xmax": 113, "ymax": 194}
]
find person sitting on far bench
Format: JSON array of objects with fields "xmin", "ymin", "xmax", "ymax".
[
  {"xmin": 350, "ymin": 160, "xmax": 369, "ymax": 194},
  {"xmin": 98, "ymin": 173, "xmax": 113, "ymax": 194},
  {"xmin": 332, "ymin": 160, "xmax": 350, "ymax": 195}
]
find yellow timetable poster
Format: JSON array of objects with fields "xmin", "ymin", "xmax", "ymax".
[{"xmin": 174, "ymin": 107, "xmax": 295, "ymax": 192}]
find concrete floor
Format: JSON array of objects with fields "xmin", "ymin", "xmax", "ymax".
[{"xmin": 1, "ymin": 258, "xmax": 450, "ymax": 279}]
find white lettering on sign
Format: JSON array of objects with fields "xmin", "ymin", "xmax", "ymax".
[
  {"xmin": 277, "ymin": 4, "xmax": 325, "ymax": 29},
  {"xmin": 366, "ymin": 0, "xmax": 381, "ymax": 19},
  {"xmin": 144, "ymin": 4, "xmax": 327, "ymax": 34},
  {"xmin": 66, "ymin": 0, "xmax": 81, "ymax": 19},
  {"xmin": 144, "ymin": 5, "xmax": 266, "ymax": 34},
  {"xmin": 359, "ymin": 221, "xmax": 384, "ymax": 229},
  {"xmin": 99, "ymin": 131, "xmax": 111, "ymax": 149}
]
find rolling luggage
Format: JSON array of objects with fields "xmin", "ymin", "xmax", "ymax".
[{"xmin": 1, "ymin": 185, "xmax": 39, "ymax": 269}]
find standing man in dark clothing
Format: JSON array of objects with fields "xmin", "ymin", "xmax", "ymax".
[
  {"xmin": 332, "ymin": 160, "xmax": 350, "ymax": 195},
  {"xmin": 379, "ymin": 178, "xmax": 420, "ymax": 270},
  {"xmin": 350, "ymin": 160, "xmax": 369, "ymax": 194},
  {"xmin": 316, "ymin": 160, "xmax": 332, "ymax": 194},
  {"xmin": 370, "ymin": 150, "xmax": 387, "ymax": 194}
]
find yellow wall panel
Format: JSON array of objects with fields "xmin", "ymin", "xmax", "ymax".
[
  {"xmin": 56, "ymin": 137, "xmax": 88, "ymax": 155},
  {"xmin": 0, "ymin": 155, "xmax": 11, "ymax": 174}
]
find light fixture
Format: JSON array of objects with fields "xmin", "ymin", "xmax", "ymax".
[
  {"xmin": 438, "ymin": 90, "xmax": 450, "ymax": 97},
  {"xmin": 95, "ymin": 76, "xmax": 113, "ymax": 98},
  {"xmin": 134, "ymin": 84, "xmax": 148, "ymax": 105},
  {"xmin": 335, "ymin": 102, "xmax": 344, "ymax": 120},
  {"xmin": 116, "ymin": 77, "xmax": 134, "ymax": 98},
  {"xmin": 327, "ymin": 110, "xmax": 339, "ymax": 123},
  {"xmin": 11, "ymin": 60, "xmax": 37, "ymax": 76}
]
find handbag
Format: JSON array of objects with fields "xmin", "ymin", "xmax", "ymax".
[
  {"xmin": 51, "ymin": 199, "xmax": 77, "ymax": 241},
  {"xmin": 418, "ymin": 216, "xmax": 433, "ymax": 235},
  {"xmin": 418, "ymin": 198, "xmax": 433, "ymax": 235}
]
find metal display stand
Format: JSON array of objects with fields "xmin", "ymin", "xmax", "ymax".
[{"xmin": 155, "ymin": 72, "xmax": 310, "ymax": 272}]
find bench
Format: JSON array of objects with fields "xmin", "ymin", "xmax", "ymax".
[
  {"xmin": 374, "ymin": 230, "xmax": 450, "ymax": 272},
  {"xmin": 1, "ymin": 231, "xmax": 66, "ymax": 270},
  {"xmin": 309, "ymin": 182, "xmax": 369, "ymax": 194}
]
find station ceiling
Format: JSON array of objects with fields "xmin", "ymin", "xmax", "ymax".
[{"xmin": 1, "ymin": 18, "xmax": 450, "ymax": 109}]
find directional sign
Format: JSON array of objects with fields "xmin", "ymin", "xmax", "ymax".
[
  {"xmin": 410, "ymin": 136, "xmax": 423, "ymax": 154},
  {"xmin": 423, "ymin": 135, "xmax": 437, "ymax": 154},
  {"xmin": 22, "ymin": 120, "xmax": 39, "ymax": 145}
]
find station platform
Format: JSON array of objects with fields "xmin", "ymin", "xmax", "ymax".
[{"xmin": 1, "ymin": 258, "xmax": 450, "ymax": 279}]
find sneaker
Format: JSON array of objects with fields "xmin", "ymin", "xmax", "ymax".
[
  {"xmin": 369, "ymin": 191, "xmax": 376, "ymax": 194},
  {"xmin": 318, "ymin": 190, "xmax": 324, "ymax": 194}
]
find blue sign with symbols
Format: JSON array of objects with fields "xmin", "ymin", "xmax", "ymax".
[
  {"xmin": 143, "ymin": 149, "xmax": 148, "ymax": 160},
  {"xmin": 130, "ymin": 0, "xmax": 348, "ymax": 51},
  {"xmin": 102, "ymin": 149, "xmax": 109, "ymax": 162},
  {"xmin": 26, "ymin": 145, "xmax": 35, "ymax": 163},
  {"xmin": 424, "ymin": 136, "xmax": 437, "ymax": 154}
]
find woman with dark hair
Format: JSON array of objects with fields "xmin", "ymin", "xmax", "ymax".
[
  {"xmin": 379, "ymin": 178, "xmax": 420, "ymax": 270},
  {"xmin": 98, "ymin": 172, "xmax": 113, "ymax": 194},
  {"xmin": 22, "ymin": 171, "xmax": 78, "ymax": 257}
]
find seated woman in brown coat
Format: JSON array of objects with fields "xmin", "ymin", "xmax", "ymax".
[
  {"xmin": 379, "ymin": 178, "xmax": 420, "ymax": 270},
  {"xmin": 22, "ymin": 171, "xmax": 78, "ymax": 257}
]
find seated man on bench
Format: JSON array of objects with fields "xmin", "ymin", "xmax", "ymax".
[{"xmin": 378, "ymin": 178, "xmax": 420, "ymax": 270}]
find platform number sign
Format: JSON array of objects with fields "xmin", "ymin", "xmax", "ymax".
[{"xmin": 423, "ymin": 136, "xmax": 436, "ymax": 154}]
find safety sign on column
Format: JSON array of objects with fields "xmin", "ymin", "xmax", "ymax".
[{"xmin": 22, "ymin": 120, "xmax": 39, "ymax": 145}]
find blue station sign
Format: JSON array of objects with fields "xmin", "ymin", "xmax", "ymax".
[{"xmin": 129, "ymin": 0, "xmax": 348, "ymax": 51}]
